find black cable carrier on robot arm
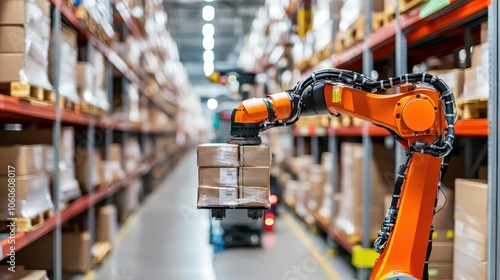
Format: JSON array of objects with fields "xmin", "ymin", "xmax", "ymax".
[{"xmin": 258, "ymin": 69, "xmax": 457, "ymax": 280}]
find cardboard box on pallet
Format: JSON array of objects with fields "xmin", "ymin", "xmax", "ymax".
[
  {"xmin": 198, "ymin": 167, "xmax": 238, "ymax": 187},
  {"xmin": 433, "ymin": 186, "xmax": 454, "ymax": 230},
  {"xmin": 16, "ymin": 231, "xmax": 91, "ymax": 273},
  {"xmin": 0, "ymin": 266, "xmax": 47, "ymax": 280},
  {"xmin": 428, "ymin": 69, "xmax": 464, "ymax": 99},
  {"xmin": 75, "ymin": 147, "xmax": 103, "ymax": 192},
  {"xmin": 0, "ymin": 145, "xmax": 44, "ymax": 176},
  {"xmin": 0, "ymin": 0, "xmax": 50, "ymax": 25},
  {"xmin": 197, "ymin": 186, "xmax": 239, "ymax": 208},
  {"xmin": 0, "ymin": 127, "xmax": 75, "ymax": 165},
  {"xmin": 463, "ymin": 66, "xmax": 489, "ymax": 100},
  {"xmin": 0, "ymin": 172, "xmax": 53, "ymax": 219},
  {"xmin": 96, "ymin": 205, "xmax": 117, "ymax": 244},
  {"xmin": 241, "ymin": 186, "xmax": 270, "ymax": 207},
  {"xmin": 197, "ymin": 143, "xmax": 239, "ymax": 167},
  {"xmin": 116, "ymin": 179, "xmax": 141, "ymax": 221},
  {"xmin": 239, "ymin": 167, "xmax": 270, "ymax": 186},
  {"xmin": 239, "ymin": 145, "xmax": 271, "ymax": 167},
  {"xmin": 454, "ymin": 247, "xmax": 487, "ymax": 280}
]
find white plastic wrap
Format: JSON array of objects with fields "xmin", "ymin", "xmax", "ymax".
[
  {"xmin": 50, "ymin": 27, "xmax": 79, "ymax": 103},
  {"xmin": 197, "ymin": 186, "xmax": 270, "ymax": 208},
  {"xmin": 0, "ymin": 172, "xmax": 53, "ymax": 219},
  {"xmin": 20, "ymin": 0, "xmax": 53, "ymax": 89}
]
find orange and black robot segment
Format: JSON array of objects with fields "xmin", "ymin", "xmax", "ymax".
[{"xmin": 229, "ymin": 69, "xmax": 456, "ymax": 280}]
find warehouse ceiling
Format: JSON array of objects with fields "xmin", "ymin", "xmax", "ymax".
[{"xmin": 164, "ymin": 0, "xmax": 265, "ymax": 87}]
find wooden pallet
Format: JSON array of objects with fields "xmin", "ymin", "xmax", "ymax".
[
  {"xmin": 383, "ymin": 10, "xmax": 396, "ymax": 25},
  {"xmin": 372, "ymin": 12, "xmax": 385, "ymax": 31},
  {"xmin": 74, "ymin": 6, "xmax": 113, "ymax": 46},
  {"xmin": 0, "ymin": 82, "xmax": 54, "ymax": 101},
  {"xmin": 400, "ymin": 0, "xmax": 427, "ymax": 14},
  {"xmin": 0, "ymin": 209, "xmax": 54, "ymax": 233},
  {"xmin": 43, "ymin": 91, "xmax": 79, "ymax": 111},
  {"xmin": 457, "ymin": 98, "xmax": 488, "ymax": 119},
  {"xmin": 341, "ymin": 17, "xmax": 365, "ymax": 50},
  {"xmin": 92, "ymin": 242, "xmax": 112, "ymax": 266}
]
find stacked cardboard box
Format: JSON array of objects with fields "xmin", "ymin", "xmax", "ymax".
[
  {"xmin": 428, "ymin": 186, "xmax": 454, "ymax": 279},
  {"xmin": 0, "ymin": 145, "xmax": 53, "ymax": 219},
  {"xmin": 317, "ymin": 152, "xmax": 335, "ymax": 225},
  {"xmin": 0, "ymin": 0, "xmax": 53, "ymax": 89},
  {"xmin": 197, "ymin": 144, "xmax": 271, "ymax": 208},
  {"xmin": 305, "ymin": 164, "xmax": 327, "ymax": 216},
  {"xmin": 427, "ymin": 69, "xmax": 464, "ymax": 99},
  {"xmin": 0, "ymin": 127, "xmax": 81, "ymax": 204},
  {"xmin": 334, "ymin": 143, "xmax": 394, "ymax": 240},
  {"xmin": 98, "ymin": 144, "xmax": 125, "ymax": 186},
  {"xmin": 116, "ymin": 178, "xmax": 142, "ymax": 221},
  {"xmin": 75, "ymin": 147, "xmax": 103, "ymax": 193},
  {"xmin": 463, "ymin": 42, "xmax": 489, "ymax": 100},
  {"xmin": 48, "ymin": 25, "xmax": 79, "ymax": 104},
  {"xmin": 96, "ymin": 205, "xmax": 117, "ymax": 244},
  {"xmin": 453, "ymin": 179, "xmax": 488, "ymax": 279},
  {"xmin": 17, "ymin": 231, "xmax": 91, "ymax": 273},
  {"xmin": 124, "ymin": 138, "xmax": 142, "ymax": 173}
]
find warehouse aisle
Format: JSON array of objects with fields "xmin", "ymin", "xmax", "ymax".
[{"xmin": 92, "ymin": 149, "xmax": 354, "ymax": 280}]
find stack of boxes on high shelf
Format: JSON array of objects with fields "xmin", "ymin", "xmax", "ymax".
[
  {"xmin": 0, "ymin": 126, "xmax": 149, "ymax": 273},
  {"xmin": 197, "ymin": 144, "xmax": 271, "ymax": 208}
]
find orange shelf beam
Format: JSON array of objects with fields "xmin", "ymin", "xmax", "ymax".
[{"xmin": 455, "ymin": 119, "xmax": 488, "ymax": 136}]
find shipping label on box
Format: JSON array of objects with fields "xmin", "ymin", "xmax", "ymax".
[
  {"xmin": 197, "ymin": 186, "xmax": 239, "ymax": 207},
  {"xmin": 199, "ymin": 167, "xmax": 238, "ymax": 186},
  {"xmin": 197, "ymin": 143, "xmax": 239, "ymax": 167}
]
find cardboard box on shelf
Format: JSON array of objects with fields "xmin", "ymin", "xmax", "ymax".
[
  {"xmin": 0, "ymin": 26, "xmax": 28, "ymax": 53},
  {"xmin": 56, "ymin": 163, "xmax": 81, "ymax": 203},
  {"xmin": 433, "ymin": 186, "xmax": 454, "ymax": 229},
  {"xmin": 99, "ymin": 161, "xmax": 125, "ymax": 185},
  {"xmin": 454, "ymin": 247, "xmax": 487, "ymax": 280},
  {"xmin": 198, "ymin": 167, "xmax": 238, "ymax": 187},
  {"xmin": 16, "ymin": 231, "xmax": 91, "ymax": 273},
  {"xmin": 0, "ymin": 127, "xmax": 75, "ymax": 165},
  {"xmin": 471, "ymin": 42, "xmax": 489, "ymax": 68},
  {"xmin": 76, "ymin": 62, "xmax": 94, "ymax": 89},
  {"xmin": 481, "ymin": 21, "xmax": 488, "ymax": 43},
  {"xmin": 116, "ymin": 179, "xmax": 141, "ymax": 221},
  {"xmin": 429, "ymin": 242, "xmax": 453, "ymax": 263},
  {"xmin": 0, "ymin": 172, "xmax": 52, "ymax": 219},
  {"xmin": 197, "ymin": 186, "xmax": 238, "ymax": 207},
  {"xmin": 0, "ymin": 0, "xmax": 51, "ymax": 25},
  {"xmin": 96, "ymin": 205, "xmax": 117, "ymax": 244},
  {"xmin": 197, "ymin": 144, "xmax": 239, "ymax": 167},
  {"xmin": 43, "ymin": 145, "xmax": 54, "ymax": 173},
  {"xmin": 239, "ymin": 145, "xmax": 271, "ymax": 167},
  {"xmin": 241, "ymin": 186, "xmax": 270, "ymax": 207},
  {"xmin": 455, "ymin": 179, "xmax": 487, "ymax": 231},
  {"xmin": 124, "ymin": 138, "xmax": 142, "ymax": 172},
  {"xmin": 427, "ymin": 263, "xmax": 453, "ymax": 280},
  {"xmin": 463, "ymin": 66, "xmax": 489, "ymax": 100},
  {"xmin": 454, "ymin": 219, "xmax": 487, "ymax": 261},
  {"xmin": 0, "ymin": 145, "xmax": 45, "ymax": 176},
  {"xmin": 334, "ymin": 205, "xmax": 384, "ymax": 239},
  {"xmin": 429, "ymin": 69, "xmax": 464, "ymax": 99},
  {"xmin": 75, "ymin": 148, "xmax": 103, "ymax": 192},
  {"xmin": 239, "ymin": 167, "xmax": 270, "ymax": 186},
  {"xmin": 0, "ymin": 53, "xmax": 25, "ymax": 82}
]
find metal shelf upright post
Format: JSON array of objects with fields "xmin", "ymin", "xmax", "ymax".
[
  {"xmin": 360, "ymin": 0, "xmax": 374, "ymax": 279},
  {"xmin": 85, "ymin": 41, "xmax": 96, "ymax": 269},
  {"xmin": 51, "ymin": 1, "xmax": 63, "ymax": 279},
  {"xmin": 394, "ymin": 0, "xmax": 407, "ymax": 171},
  {"xmin": 487, "ymin": 0, "xmax": 499, "ymax": 278}
]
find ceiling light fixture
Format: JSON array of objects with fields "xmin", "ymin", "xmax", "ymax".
[
  {"xmin": 203, "ymin": 50, "xmax": 214, "ymax": 62},
  {"xmin": 204, "ymin": 0, "xmax": 214, "ymax": 2},
  {"xmin": 202, "ymin": 5, "xmax": 215, "ymax": 21},
  {"xmin": 203, "ymin": 36, "xmax": 214, "ymax": 50},
  {"xmin": 204, "ymin": 62, "xmax": 215, "ymax": 76},
  {"xmin": 202, "ymin": 23, "xmax": 215, "ymax": 37}
]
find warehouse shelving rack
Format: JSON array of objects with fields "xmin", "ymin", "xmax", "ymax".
[
  {"xmin": 290, "ymin": 1, "xmax": 497, "ymax": 279},
  {"xmin": 0, "ymin": 1, "xmax": 191, "ymax": 279}
]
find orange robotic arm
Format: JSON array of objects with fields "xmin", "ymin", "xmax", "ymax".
[{"xmin": 229, "ymin": 69, "xmax": 456, "ymax": 280}]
